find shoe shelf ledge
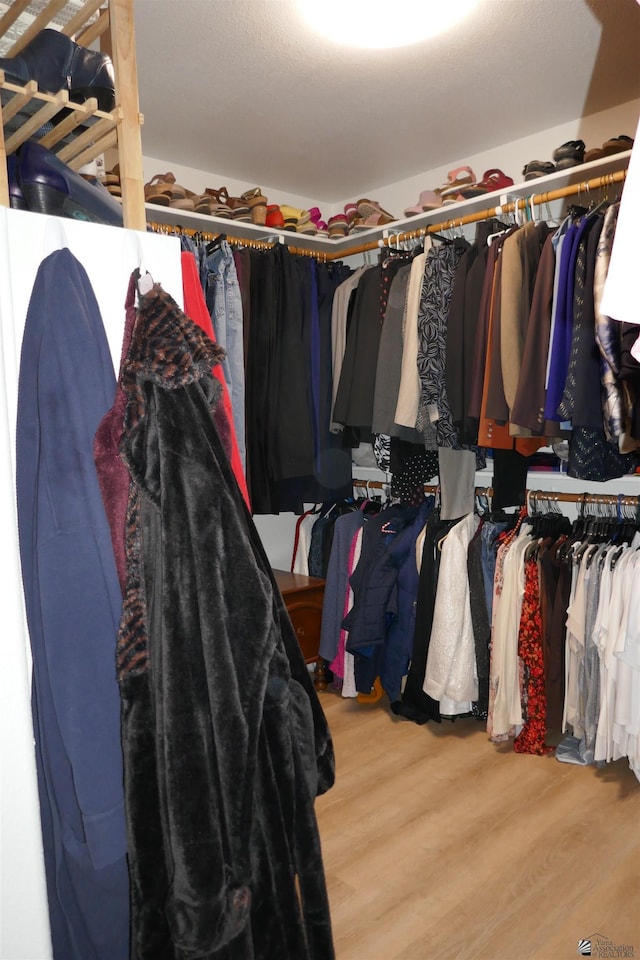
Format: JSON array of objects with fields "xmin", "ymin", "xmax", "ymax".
[
  {"xmin": 144, "ymin": 202, "xmax": 344, "ymax": 253},
  {"xmin": 146, "ymin": 148, "xmax": 631, "ymax": 257}
]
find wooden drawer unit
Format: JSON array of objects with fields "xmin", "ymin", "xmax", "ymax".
[{"xmin": 273, "ymin": 569, "xmax": 327, "ymax": 689}]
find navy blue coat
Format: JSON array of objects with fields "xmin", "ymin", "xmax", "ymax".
[{"xmin": 16, "ymin": 249, "xmax": 129, "ymax": 960}]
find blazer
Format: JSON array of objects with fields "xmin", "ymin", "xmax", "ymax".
[{"xmin": 510, "ymin": 232, "xmax": 559, "ymax": 435}]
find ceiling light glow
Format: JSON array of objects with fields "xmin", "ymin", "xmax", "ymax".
[{"xmin": 296, "ymin": 0, "xmax": 480, "ymax": 49}]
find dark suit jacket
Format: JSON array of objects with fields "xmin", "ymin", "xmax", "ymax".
[{"xmin": 511, "ymin": 232, "xmax": 558, "ymax": 435}]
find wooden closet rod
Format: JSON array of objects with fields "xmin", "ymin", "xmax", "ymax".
[
  {"xmin": 147, "ymin": 167, "xmax": 627, "ymax": 262},
  {"xmin": 352, "ymin": 478, "xmax": 640, "ymax": 509},
  {"xmin": 147, "ymin": 220, "xmax": 331, "ymax": 260},
  {"xmin": 332, "ymin": 167, "xmax": 628, "ymax": 259}
]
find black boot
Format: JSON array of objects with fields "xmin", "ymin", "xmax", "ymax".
[{"xmin": 0, "ymin": 29, "xmax": 115, "ymax": 111}]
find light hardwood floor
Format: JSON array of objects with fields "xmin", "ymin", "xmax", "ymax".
[{"xmin": 315, "ymin": 691, "xmax": 640, "ymax": 960}]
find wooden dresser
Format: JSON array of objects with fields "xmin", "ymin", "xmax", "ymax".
[{"xmin": 273, "ymin": 569, "xmax": 327, "ymax": 689}]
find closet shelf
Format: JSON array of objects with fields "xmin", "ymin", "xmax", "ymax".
[
  {"xmin": 145, "ymin": 202, "xmax": 337, "ymax": 252},
  {"xmin": 146, "ymin": 149, "xmax": 632, "ymax": 258}
]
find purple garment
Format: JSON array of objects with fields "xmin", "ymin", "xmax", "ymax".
[{"xmin": 545, "ymin": 218, "xmax": 592, "ymax": 421}]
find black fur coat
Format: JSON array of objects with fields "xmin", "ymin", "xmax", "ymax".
[{"xmin": 116, "ymin": 284, "xmax": 335, "ymax": 959}]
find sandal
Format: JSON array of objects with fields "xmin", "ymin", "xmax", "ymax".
[
  {"xmin": 103, "ymin": 166, "xmax": 121, "ymax": 197},
  {"xmin": 240, "ymin": 186, "xmax": 268, "ymax": 206},
  {"xmin": 208, "ymin": 186, "xmax": 250, "ymax": 216},
  {"xmin": 144, "ymin": 171, "xmax": 193, "ymax": 206},
  {"xmin": 601, "ymin": 135, "xmax": 634, "ymax": 156},
  {"xmin": 344, "ymin": 202, "xmax": 359, "ymax": 222},
  {"xmin": 460, "ymin": 168, "xmax": 514, "ymax": 198},
  {"xmin": 265, "ymin": 205, "xmax": 285, "ymax": 229},
  {"xmin": 404, "ymin": 189, "xmax": 441, "ymax": 216},
  {"xmin": 522, "ymin": 160, "xmax": 555, "ymax": 180},
  {"xmin": 328, "ymin": 214, "xmax": 349, "ymax": 238},
  {"xmin": 356, "ymin": 198, "xmax": 395, "ymax": 222},
  {"xmin": 438, "ymin": 166, "xmax": 476, "ymax": 200},
  {"xmin": 144, "ymin": 172, "xmax": 175, "ymax": 205},
  {"xmin": 352, "ymin": 213, "xmax": 389, "ymax": 231},
  {"xmin": 552, "ymin": 140, "xmax": 585, "ymax": 169}
]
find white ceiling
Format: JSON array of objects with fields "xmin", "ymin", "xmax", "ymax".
[{"xmin": 134, "ymin": 0, "xmax": 640, "ymax": 203}]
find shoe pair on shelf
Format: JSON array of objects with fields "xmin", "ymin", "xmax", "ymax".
[
  {"xmin": 522, "ymin": 135, "xmax": 633, "ymax": 180},
  {"xmin": 8, "ymin": 140, "xmax": 123, "ymax": 225},
  {"xmin": 264, "ymin": 205, "xmax": 323, "ymax": 235},
  {"xmin": 404, "ymin": 166, "xmax": 514, "ymax": 216},
  {"xmin": 328, "ymin": 198, "xmax": 396, "ymax": 237}
]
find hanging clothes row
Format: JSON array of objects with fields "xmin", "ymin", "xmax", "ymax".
[
  {"xmin": 329, "ymin": 199, "xmax": 640, "ymax": 509},
  {"xmin": 152, "ymin": 224, "xmax": 354, "ymax": 515},
  {"xmin": 319, "ymin": 481, "xmax": 640, "ymax": 783}
]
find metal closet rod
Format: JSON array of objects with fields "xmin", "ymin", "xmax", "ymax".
[
  {"xmin": 352, "ymin": 479, "xmax": 640, "ymax": 508},
  {"xmin": 147, "ymin": 167, "xmax": 627, "ymax": 262}
]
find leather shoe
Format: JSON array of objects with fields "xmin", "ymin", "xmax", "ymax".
[
  {"xmin": 0, "ymin": 29, "xmax": 115, "ymax": 111},
  {"xmin": 16, "ymin": 141, "xmax": 123, "ymax": 226}
]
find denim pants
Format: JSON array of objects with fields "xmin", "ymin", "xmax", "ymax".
[
  {"xmin": 205, "ymin": 240, "xmax": 246, "ymax": 467},
  {"xmin": 480, "ymin": 520, "xmax": 507, "ymax": 621}
]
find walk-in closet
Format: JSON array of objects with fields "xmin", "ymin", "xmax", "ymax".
[{"xmin": 1, "ymin": 2, "xmax": 639, "ymax": 959}]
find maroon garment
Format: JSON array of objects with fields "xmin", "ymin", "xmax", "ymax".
[{"xmin": 93, "ymin": 270, "xmax": 138, "ymax": 594}]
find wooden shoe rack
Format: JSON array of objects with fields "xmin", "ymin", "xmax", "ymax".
[{"xmin": 0, "ymin": 0, "xmax": 146, "ymax": 229}]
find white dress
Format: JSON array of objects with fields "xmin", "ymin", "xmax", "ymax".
[{"xmin": 423, "ymin": 512, "xmax": 480, "ymax": 714}]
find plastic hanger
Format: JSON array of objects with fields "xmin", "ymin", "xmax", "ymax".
[{"xmin": 206, "ymin": 232, "xmax": 226, "ymax": 255}]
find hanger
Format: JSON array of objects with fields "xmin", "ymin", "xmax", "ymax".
[{"xmin": 206, "ymin": 232, "xmax": 227, "ymax": 255}]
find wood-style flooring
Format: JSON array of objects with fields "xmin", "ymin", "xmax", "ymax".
[{"xmin": 314, "ymin": 691, "xmax": 640, "ymax": 960}]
